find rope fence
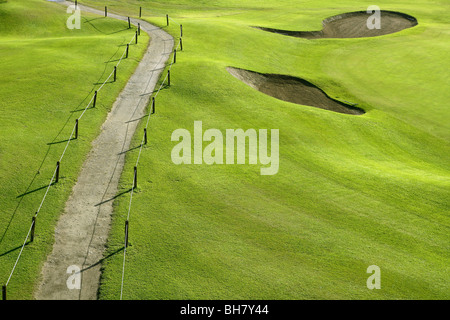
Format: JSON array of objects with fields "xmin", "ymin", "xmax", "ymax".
[{"xmin": 1, "ymin": 3, "xmax": 175, "ymax": 299}]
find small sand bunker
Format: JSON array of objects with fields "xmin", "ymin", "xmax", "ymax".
[
  {"xmin": 227, "ymin": 67, "xmax": 364, "ymax": 115},
  {"xmin": 257, "ymin": 10, "xmax": 417, "ymax": 39}
]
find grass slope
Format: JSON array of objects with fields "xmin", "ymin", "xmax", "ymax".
[
  {"xmin": 79, "ymin": 0, "xmax": 450, "ymax": 300},
  {"xmin": 5, "ymin": 0, "xmax": 448, "ymax": 300},
  {"xmin": 0, "ymin": 0, "xmax": 149, "ymax": 299}
]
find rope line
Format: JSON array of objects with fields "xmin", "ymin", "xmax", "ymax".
[
  {"xmin": 5, "ymin": 220, "xmax": 35, "ymax": 286},
  {"xmin": 36, "ymin": 166, "xmax": 59, "ymax": 215}
]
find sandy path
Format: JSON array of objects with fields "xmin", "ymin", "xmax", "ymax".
[{"xmin": 34, "ymin": 1, "xmax": 173, "ymax": 300}]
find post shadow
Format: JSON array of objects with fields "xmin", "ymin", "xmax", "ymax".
[{"xmin": 94, "ymin": 188, "xmax": 132, "ymax": 207}]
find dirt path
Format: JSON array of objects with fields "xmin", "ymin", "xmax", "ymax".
[{"xmin": 34, "ymin": 1, "xmax": 173, "ymax": 300}]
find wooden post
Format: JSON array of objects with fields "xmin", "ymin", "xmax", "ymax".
[
  {"xmin": 180, "ymin": 37, "xmax": 183, "ymax": 51},
  {"xmin": 56, "ymin": 161, "xmax": 60, "ymax": 183},
  {"xmin": 144, "ymin": 128, "xmax": 147, "ymax": 145},
  {"xmin": 124, "ymin": 220, "xmax": 129, "ymax": 248},
  {"xmin": 173, "ymin": 49, "xmax": 176, "ymax": 63},
  {"xmin": 2, "ymin": 285, "xmax": 6, "ymax": 301},
  {"xmin": 75, "ymin": 119, "xmax": 78, "ymax": 139},
  {"xmin": 168, "ymin": 69, "xmax": 171, "ymax": 86},
  {"xmin": 166, "ymin": 14, "xmax": 169, "ymax": 26},
  {"xmin": 31, "ymin": 216, "xmax": 36, "ymax": 242},
  {"xmin": 134, "ymin": 166, "xmax": 137, "ymax": 189},
  {"xmin": 114, "ymin": 66, "xmax": 117, "ymax": 82},
  {"xmin": 126, "ymin": 44, "xmax": 129, "ymax": 58},
  {"xmin": 93, "ymin": 90, "xmax": 97, "ymax": 107},
  {"xmin": 139, "ymin": 7, "xmax": 142, "ymax": 18},
  {"xmin": 105, "ymin": 6, "xmax": 107, "ymax": 17},
  {"xmin": 180, "ymin": 24, "xmax": 183, "ymax": 38},
  {"xmin": 151, "ymin": 97, "xmax": 155, "ymax": 114},
  {"xmin": 128, "ymin": 17, "xmax": 131, "ymax": 29},
  {"xmin": 138, "ymin": 23, "xmax": 140, "ymax": 35},
  {"xmin": 135, "ymin": 31, "xmax": 138, "ymax": 44}
]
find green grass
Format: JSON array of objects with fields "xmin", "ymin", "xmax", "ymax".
[
  {"xmin": 81, "ymin": 0, "xmax": 450, "ymax": 300},
  {"xmin": 2, "ymin": 0, "xmax": 448, "ymax": 300},
  {"xmin": 0, "ymin": 0, "xmax": 149, "ymax": 299}
]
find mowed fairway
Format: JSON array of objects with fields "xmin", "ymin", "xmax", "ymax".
[
  {"xmin": 79, "ymin": 0, "xmax": 450, "ymax": 300},
  {"xmin": 0, "ymin": 0, "xmax": 148, "ymax": 299},
  {"xmin": 1, "ymin": 0, "xmax": 448, "ymax": 300}
]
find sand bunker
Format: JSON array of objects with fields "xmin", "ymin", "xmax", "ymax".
[
  {"xmin": 227, "ymin": 67, "xmax": 364, "ymax": 115},
  {"xmin": 256, "ymin": 10, "xmax": 417, "ymax": 39}
]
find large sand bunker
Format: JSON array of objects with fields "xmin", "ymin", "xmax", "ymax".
[
  {"xmin": 257, "ymin": 10, "xmax": 417, "ymax": 39},
  {"xmin": 227, "ymin": 67, "xmax": 365, "ymax": 115}
]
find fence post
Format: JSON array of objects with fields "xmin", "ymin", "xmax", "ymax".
[
  {"xmin": 168, "ymin": 70, "xmax": 171, "ymax": 86},
  {"xmin": 31, "ymin": 216, "xmax": 36, "ymax": 242},
  {"xmin": 180, "ymin": 24, "xmax": 183, "ymax": 38},
  {"xmin": 173, "ymin": 49, "xmax": 176, "ymax": 63},
  {"xmin": 151, "ymin": 97, "xmax": 155, "ymax": 114},
  {"xmin": 166, "ymin": 14, "xmax": 169, "ymax": 26},
  {"xmin": 56, "ymin": 161, "xmax": 60, "ymax": 183},
  {"xmin": 128, "ymin": 17, "xmax": 131, "ymax": 29},
  {"xmin": 139, "ymin": 7, "xmax": 142, "ymax": 18},
  {"xmin": 180, "ymin": 37, "xmax": 183, "ymax": 51},
  {"xmin": 93, "ymin": 90, "xmax": 97, "ymax": 108},
  {"xmin": 138, "ymin": 23, "xmax": 140, "ymax": 35},
  {"xmin": 2, "ymin": 285, "xmax": 6, "ymax": 301},
  {"xmin": 125, "ymin": 220, "xmax": 129, "ymax": 248},
  {"xmin": 75, "ymin": 0, "xmax": 77, "ymax": 9},
  {"xmin": 126, "ymin": 44, "xmax": 129, "ymax": 58},
  {"xmin": 134, "ymin": 166, "xmax": 137, "ymax": 189},
  {"xmin": 144, "ymin": 128, "xmax": 147, "ymax": 145},
  {"xmin": 114, "ymin": 66, "xmax": 117, "ymax": 82},
  {"xmin": 105, "ymin": 6, "xmax": 107, "ymax": 17},
  {"xmin": 135, "ymin": 31, "xmax": 138, "ymax": 44},
  {"xmin": 75, "ymin": 119, "xmax": 78, "ymax": 139}
]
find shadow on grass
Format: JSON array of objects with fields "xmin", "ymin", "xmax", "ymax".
[
  {"xmin": 104, "ymin": 58, "xmax": 122, "ymax": 64},
  {"xmin": 0, "ymin": 241, "xmax": 32, "ymax": 258},
  {"xmin": 16, "ymin": 183, "xmax": 54, "ymax": 199},
  {"xmin": 80, "ymin": 247, "xmax": 125, "ymax": 273},
  {"xmin": 83, "ymin": 17, "xmax": 108, "ymax": 35},
  {"xmin": 108, "ymin": 28, "xmax": 131, "ymax": 35},
  {"xmin": 70, "ymin": 105, "xmax": 94, "ymax": 113},
  {"xmin": 47, "ymin": 138, "xmax": 71, "ymax": 146},
  {"xmin": 94, "ymin": 188, "xmax": 132, "ymax": 207},
  {"xmin": 93, "ymin": 79, "xmax": 115, "ymax": 86}
]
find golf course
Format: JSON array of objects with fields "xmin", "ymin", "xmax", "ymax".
[{"xmin": 0, "ymin": 0, "xmax": 448, "ymax": 301}]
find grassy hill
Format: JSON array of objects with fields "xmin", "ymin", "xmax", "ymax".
[
  {"xmin": 0, "ymin": 0, "xmax": 148, "ymax": 299},
  {"xmin": 79, "ymin": 0, "xmax": 450, "ymax": 300}
]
